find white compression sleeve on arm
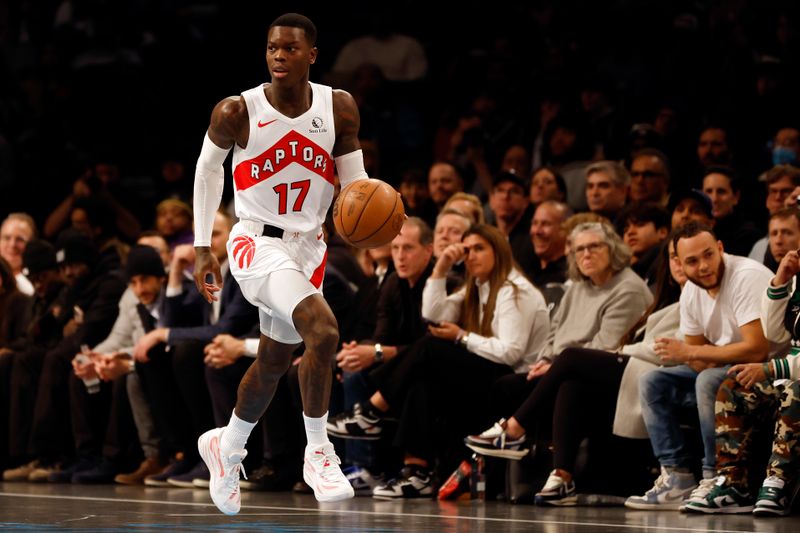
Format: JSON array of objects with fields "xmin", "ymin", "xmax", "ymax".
[
  {"xmin": 334, "ymin": 149, "xmax": 369, "ymax": 187},
  {"xmin": 193, "ymin": 133, "xmax": 230, "ymax": 246}
]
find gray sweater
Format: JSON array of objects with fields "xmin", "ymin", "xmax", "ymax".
[{"xmin": 538, "ymin": 267, "xmax": 653, "ymax": 362}]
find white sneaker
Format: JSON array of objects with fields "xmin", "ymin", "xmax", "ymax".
[
  {"xmin": 624, "ymin": 466, "xmax": 696, "ymax": 510},
  {"xmin": 198, "ymin": 427, "xmax": 248, "ymax": 515},
  {"xmin": 303, "ymin": 443, "xmax": 355, "ymax": 502},
  {"xmin": 679, "ymin": 477, "xmax": 716, "ymax": 512}
]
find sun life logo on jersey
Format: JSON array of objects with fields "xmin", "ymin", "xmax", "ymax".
[
  {"xmin": 309, "ymin": 116, "xmax": 327, "ymax": 134},
  {"xmin": 232, "ymin": 235, "xmax": 256, "ymax": 269}
]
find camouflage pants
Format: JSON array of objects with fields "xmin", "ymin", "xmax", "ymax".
[{"xmin": 715, "ymin": 377, "xmax": 800, "ymax": 485}]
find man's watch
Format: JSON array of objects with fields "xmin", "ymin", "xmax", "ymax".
[{"xmin": 374, "ymin": 343, "xmax": 384, "ymax": 363}]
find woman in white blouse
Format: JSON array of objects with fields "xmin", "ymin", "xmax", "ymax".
[{"xmin": 327, "ymin": 224, "xmax": 550, "ymax": 498}]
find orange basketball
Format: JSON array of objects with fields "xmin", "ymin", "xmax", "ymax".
[{"xmin": 333, "ymin": 178, "xmax": 405, "ymax": 248}]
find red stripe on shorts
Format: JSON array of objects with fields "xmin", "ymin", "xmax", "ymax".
[{"xmin": 309, "ymin": 250, "xmax": 328, "ymax": 289}]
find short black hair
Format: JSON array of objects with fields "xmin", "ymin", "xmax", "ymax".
[
  {"xmin": 269, "ymin": 13, "xmax": 317, "ymax": 46},
  {"xmin": 703, "ymin": 165, "xmax": 739, "ymax": 192},
  {"xmin": 671, "ymin": 220, "xmax": 717, "ymax": 252},
  {"xmin": 621, "ymin": 202, "xmax": 670, "ymax": 230}
]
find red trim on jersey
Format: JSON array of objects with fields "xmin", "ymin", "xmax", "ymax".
[
  {"xmin": 233, "ymin": 130, "xmax": 334, "ymax": 191},
  {"xmin": 309, "ymin": 250, "xmax": 328, "ymax": 289}
]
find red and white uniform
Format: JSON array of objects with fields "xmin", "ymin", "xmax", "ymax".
[
  {"xmin": 228, "ymin": 82, "xmax": 335, "ymax": 284},
  {"xmin": 231, "ymin": 82, "xmax": 336, "ymax": 232}
]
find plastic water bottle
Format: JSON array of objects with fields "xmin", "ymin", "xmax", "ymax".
[
  {"xmin": 470, "ymin": 453, "xmax": 485, "ymax": 501},
  {"xmin": 77, "ymin": 345, "xmax": 100, "ymax": 394}
]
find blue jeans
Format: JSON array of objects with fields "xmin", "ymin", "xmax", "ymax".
[
  {"xmin": 342, "ymin": 369, "xmax": 376, "ymax": 469},
  {"xmin": 639, "ymin": 365, "xmax": 728, "ymax": 474}
]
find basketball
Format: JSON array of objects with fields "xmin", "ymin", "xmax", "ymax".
[{"xmin": 333, "ymin": 178, "xmax": 405, "ymax": 248}]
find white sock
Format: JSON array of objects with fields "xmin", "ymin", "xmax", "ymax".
[
  {"xmin": 220, "ymin": 412, "xmax": 256, "ymax": 456},
  {"xmin": 304, "ymin": 411, "xmax": 329, "ymax": 447}
]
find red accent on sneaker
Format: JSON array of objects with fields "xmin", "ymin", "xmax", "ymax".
[{"xmin": 210, "ymin": 436, "xmax": 224, "ymax": 478}]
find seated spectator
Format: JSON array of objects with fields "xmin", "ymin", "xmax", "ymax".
[
  {"xmin": 155, "ymin": 199, "xmax": 194, "ymax": 250},
  {"xmin": 688, "ymin": 243, "xmax": 800, "ymax": 515},
  {"xmin": 0, "ymin": 257, "xmax": 32, "ymax": 349},
  {"xmin": 1, "ymin": 213, "xmax": 36, "ymax": 295},
  {"xmin": 463, "ymin": 222, "xmax": 651, "ymax": 463},
  {"xmin": 749, "ymin": 165, "xmax": 800, "ymax": 263},
  {"xmin": 431, "ymin": 209, "xmax": 472, "ymax": 286},
  {"xmin": 763, "ymin": 208, "xmax": 800, "ymax": 272},
  {"xmin": 668, "ymin": 188, "xmax": 714, "ymax": 230},
  {"xmin": 629, "ymin": 148, "xmax": 670, "ymax": 205},
  {"xmin": 399, "ymin": 168, "xmax": 437, "ymax": 228},
  {"xmin": 71, "ymin": 196, "xmax": 129, "ymax": 269},
  {"xmin": 443, "ymin": 192, "xmax": 485, "ymax": 224},
  {"xmin": 529, "ymin": 166, "xmax": 567, "ymax": 208},
  {"xmin": 770, "ymin": 126, "xmax": 800, "ymax": 167},
  {"xmin": 488, "ymin": 172, "xmax": 534, "ymax": 267},
  {"xmin": 500, "ymin": 144, "xmax": 531, "ymax": 178},
  {"xmin": 625, "ymin": 222, "xmax": 773, "ymax": 511},
  {"xmin": 526, "ymin": 201, "xmax": 571, "ymax": 288},
  {"xmin": 132, "ymin": 211, "xmax": 257, "ymax": 486},
  {"xmin": 466, "ymin": 237, "xmax": 685, "ymax": 505},
  {"xmin": 328, "ymin": 225, "xmax": 551, "ymax": 498},
  {"xmin": 620, "ymin": 203, "xmax": 670, "ymax": 285},
  {"xmin": 585, "ymin": 161, "xmax": 630, "ymax": 223},
  {"xmin": 6, "ymin": 230, "xmax": 126, "ymax": 482},
  {"xmin": 427, "ymin": 162, "xmax": 463, "ymax": 211},
  {"xmin": 701, "ymin": 166, "xmax": 760, "ymax": 256},
  {"xmin": 64, "ymin": 244, "xmax": 174, "ymax": 484},
  {"xmin": 696, "ymin": 125, "xmax": 732, "ymax": 170},
  {"xmin": 1, "ymin": 240, "xmax": 65, "ymax": 478},
  {"xmin": 43, "ymin": 164, "xmax": 142, "ymax": 242}
]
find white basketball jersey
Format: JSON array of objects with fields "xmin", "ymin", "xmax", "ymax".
[{"xmin": 232, "ymin": 82, "xmax": 336, "ymax": 233}]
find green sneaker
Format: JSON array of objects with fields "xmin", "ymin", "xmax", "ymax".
[
  {"xmin": 753, "ymin": 476, "xmax": 790, "ymax": 517},
  {"xmin": 683, "ymin": 476, "xmax": 753, "ymax": 514}
]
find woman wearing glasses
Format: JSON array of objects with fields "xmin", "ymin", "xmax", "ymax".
[{"xmin": 466, "ymin": 222, "xmax": 653, "ymax": 487}]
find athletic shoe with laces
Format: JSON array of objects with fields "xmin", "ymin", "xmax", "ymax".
[
  {"xmin": 198, "ymin": 427, "xmax": 248, "ymax": 515},
  {"xmin": 372, "ymin": 465, "xmax": 433, "ymax": 499},
  {"xmin": 753, "ymin": 476, "xmax": 789, "ymax": 517},
  {"xmin": 534, "ymin": 469, "xmax": 578, "ymax": 506},
  {"xmin": 679, "ymin": 476, "xmax": 717, "ymax": 512},
  {"xmin": 465, "ymin": 419, "xmax": 529, "ymax": 460},
  {"xmin": 343, "ymin": 466, "xmax": 384, "ymax": 496},
  {"xmin": 326, "ymin": 403, "xmax": 382, "ymax": 440},
  {"xmin": 303, "ymin": 443, "xmax": 354, "ymax": 502},
  {"xmin": 682, "ymin": 476, "xmax": 753, "ymax": 514},
  {"xmin": 624, "ymin": 466, "xmax": 696, "ymax": 510}
]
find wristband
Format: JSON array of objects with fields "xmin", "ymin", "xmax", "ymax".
[{"xmin": 763, "ymin": 361, "xmax": 773, "ymax": 379}]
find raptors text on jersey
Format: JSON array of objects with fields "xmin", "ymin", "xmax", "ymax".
[{"xmin": 232, "ymin": 82, "xmax": 336, "ymax": 233}]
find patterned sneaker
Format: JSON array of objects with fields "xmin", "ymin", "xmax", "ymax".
[
  {"xmin": 343, "ymin": 466, "xmax": 384, "ymax": 496},
  {"xmin": 465, "ymin": 419, "xmax": 529, "ymax": 460},
  {"xmin": 624, "ymin": 467, "xmax": 696, "ymax": 510},
  {"xmin": 534, "ymin": 470, "xmax": 577, "ymax": 506},
  {"xmin": 303, "ymin": 443, "xmax": 354, "ymax": 502},
  {"xmin": 753, "ymin": 476, "xmax": 789, "ymax": 517},
  {"xmin": 326, "ymin": 403, "xmax": 382, "ymax": 440},
  {"xmin": 679, "ymin": 477, "xmax": 717, "ymax": 512},
  {"xmin": 372, "ymin": 465, "xmax": 433, "ymax": 499},
  {"xmin": 198, "ymin": 427, "xmax": 248, "ymax": 515},
  {"xmin": 682, "ymin": 476, "xmax": 753, "ymax": 514}
]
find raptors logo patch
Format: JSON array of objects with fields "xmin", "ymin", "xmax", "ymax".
[{"xmin": 232, "ymin": 235, "xmax": 256, "ymax": 269}]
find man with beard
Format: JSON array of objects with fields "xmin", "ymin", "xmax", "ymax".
[{"xmin": 625, "ymin": 222, "xmax": 774, "ymax": 511}]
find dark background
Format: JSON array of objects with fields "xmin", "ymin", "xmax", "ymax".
[{"xmin": 1, "ymin": 0, "xmax": 799, "ymax": 230}]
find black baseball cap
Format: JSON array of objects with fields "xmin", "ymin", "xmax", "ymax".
[
  {"xmin": 492, "ymin": 171, "xmax": 527, "ymax": 191},
  {"xmin": 667, "ymin": 189, "xmax": 713, "ymax": 219},
  {"xmin": 22, "ymin": 239, "xmax": 58, "ymax": 276}
]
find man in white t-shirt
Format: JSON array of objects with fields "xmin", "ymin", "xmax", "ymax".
[{"xmin": 625, "ymin": 221, "xmax": 773, "ymax": 511}]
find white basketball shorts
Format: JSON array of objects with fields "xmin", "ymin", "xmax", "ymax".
[{"xmin": 227, "ymin": 220, "xmax": 328, "ymax": 344}]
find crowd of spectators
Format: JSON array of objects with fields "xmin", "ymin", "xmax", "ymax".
[{"xmin": 2, "ymin": 0, "xmax": 800, "ymax": 517}]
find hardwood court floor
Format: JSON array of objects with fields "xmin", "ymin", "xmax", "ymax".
[{"xmin": 1, "ymin": 481, "xmax": 798, "ymax": 532}]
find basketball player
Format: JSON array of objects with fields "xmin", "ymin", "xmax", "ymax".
[{"xmin": 192, "ymin": 13, "xmax": 369, "ymax": 514}]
